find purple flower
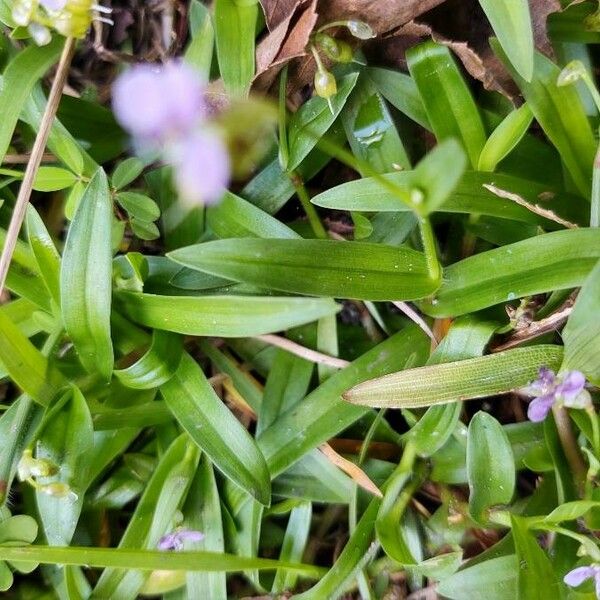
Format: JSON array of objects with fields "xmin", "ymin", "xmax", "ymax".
[
  {"xmin": 157, "ymin": 528, "xmax": 204, "ymax": 551},
  {"xmin": 524, "ymin": 367, "xmax": 590, "ymax": 422},
  {"xmin": 113, "ymin": 62, "xmax": 206, "ymax": 146},
  {"xmin": 170, "ymin": 131, "xmax": 230, "ymax": 205},
  {"xmin": 564, "ymin": 564, "xmax": 600, "ymax": 598},
  {"xmin": 112, "ymin": 61, "xmax": 231, "ymax": 205}
]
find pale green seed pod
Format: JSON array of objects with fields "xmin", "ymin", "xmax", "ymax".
[
  {"xmin": 40, "ymin": 482, "xmax": 75, "ymax": 499},
  {"xmin": 314, "ymin": 70, "xmax": 337, "ymax": 99},
  {"xmin": 346, "ymin": 20, "xmax": 375, "ymax": 40}
]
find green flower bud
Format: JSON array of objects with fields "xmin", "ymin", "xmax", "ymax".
[
  {"xmin": 346, "ymin": 20, "xmax": 375, "ymax": 40},
  {"xmin": 314, "ymin": 70, "xmax": 337, "ymax": 100},
  {"xmin": 335, "ymin": 40, "xmax": 354, "ymax": 63},
  {"xmin": 557, "ymin": 60, "xmax": 587, "ymax": 87},
  {"xmin": 17, "ymin": 450, "xmax": 35, "ymax": 482},
  {"xmin": 40, "ymin": 482, "xmax": 75, "ymax": 500},
  {"xmin": 316, "ymin": 33, "xmax": 354, "ymax": 63},
  {"xmin": 29, "ymin": 459, "xmax": 59, "ymax": 478}
]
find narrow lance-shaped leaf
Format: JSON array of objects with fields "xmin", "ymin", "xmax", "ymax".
[
  {"xmin": 492, "ymin": 39, "xmax": 596, "ymax": 197},
  {"xmin": 421, "ymin": 229, "xmax": 600, "ymax": 318},
  {"xmin": 161, "ymin": 354, "xmax": 271, "ymax": 506},
  {"xmin": 168, "ymin": 238, "xmax": 438, "ymax": 301},
  {"xmin": 344, "ymin": 345, "xmax": 564, "ymax": 409},
  {"xmin": 478, "ymin": 0, "xmax": 534, "ymax": 81},
  {"xmin": 407, "ymin": 41, "xmax": 486, "ymax": 168},
  {"xmin": 35, "ymin": 387, "xmax": 93, "ymax": 546},
  {"xmin": 0, "ymin": 39, "xmax": 62, "ymax": 162},
  {"xmin": 561, "ymin": 258, "xmax": 600, "ymax": 383},
  {"xmin": 467, "ymin": 412, "xmax": 515, "ymax": 524},
  {"xmin": 61, "ymin": 169, "xmax": 114, "ymax": 379},
  {"xmin": 214, "ymin": 0, "xmax": 257, "ymax": 97},
  {"xmin": 115, "ymin": 291, "xmax": 340, "ymax": 336},
  {"xmin": 114, "ymin": 330, "xmax": 183, "ymax": 390}
]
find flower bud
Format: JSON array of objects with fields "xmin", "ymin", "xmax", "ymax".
[
  {"xmin": 28, "ymin": 23, "xmax": 52, "ymax": 46},
  {"xmin": 346, "ymin": 20, "xmax": 375, "ymax": 40},
  {"xmin": 316, "ymin": 34, "xmax": 354, "ymax": 63},
  {"xmin": 30, "ymin": 459, "xmax": 59, "ymax": 478},
  {"xmin": 335, "ymin": 40, "xmax": 354, "ymax": 63},
  {"xmin": 17, "ymin": 450, "xmax": 35, "ymax": 482},
  {"xmin": 40, "ymin": 482, "xmax": 76, "ymax": 500},
  {"xmin": 314, "ymin": 70, "xmax": 337, "ymax": 100},
  {"xmin": 557, "ymin": 60, "xmax": 587, "ymax": 87}
]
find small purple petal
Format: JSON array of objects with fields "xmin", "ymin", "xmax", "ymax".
[
  {"xmin": 113, "ymin": 64, "xmax": 172, "ymax": 141},
  {"xmin": 173, "ymin": 131, "xmax": 230, "ymax": 205},
  {"xmin": 595, "ymin": 572, "xmax": 600, "ymax": 600},
  {"xmin": 527, "ymin": 394, "xmax": 555, "ymax": 422},
  {"xmin": 113, "ymin": 62, "xmax": 206, "ymax": 145},
  {"xmin": 524, "ymin": 367, "xmax": 556, "ymax": 397},
  {"xmin": 564, "ymin": 566, "xmax": 596, "ymax": 587},
  {"xmin": 538, "ymin": 367, "xmax": 556, "ymax": 386},
  {"xmin": 157, "ymin": 532, "xmax": 178, "ymax": 550},
  {"xmin": 39, "ymin": 0, "xmax": 67, "ymax": 10},
  {"xmin": 556, "ymin": 370, "xmax": 586, "ymax": 401},
  {"xmin": 158, "ymin": 528, "xmax": 204, "ymax": 551}
]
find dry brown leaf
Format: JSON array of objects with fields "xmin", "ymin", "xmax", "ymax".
[
  {"xmin": 254, "ymin": 0, "xmax": 318, "ymax": 91},
  {"xmin": 316, "ymin": 0, "xmax": 448, "ymax": 35},
  {"xmin": 530, "ymin": 0, "xmax": 562, "ymax": 57},
  {"xmin": 259, "ymin": 0, "xmax": 301, "ymax": 31}
]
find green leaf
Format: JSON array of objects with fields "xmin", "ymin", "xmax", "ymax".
[
  {"xmin": 32, "ymin": 167, "xmax": 77, "ymax": 192},
  {"xmin": 437, "ymin": 555, "xmax": 517, "ymax": 600},
  {"xmin": 410, "ymin": 138, "xmax": 467, "ymax": 215},
  {"xmin": 168, "ymin": 238, "xmax": 438, "ymax": 301},
  {"xmin": 312, "ymin": 170, "xmax": 584, "ymax": 226},
  {"xmin": 341, "ymin": 74, "xmax": 411, "ymax": 173},
  {"xmin": 344, "ymin": 345, "xmax": 563, "ymax": 409},
  {"xmin": 478, "ymin": 104, "xmax": 534, "ymax": 172},
  {"xmin": 561, "ymin": 259, "xmax": 600, "ymax": 382},
  {"xmin": 161, "ymin": 354, "xmax": 271, "ymax": 506},
  {"xmin": 478, "ymin": 0, "xmax": 534, "ymax": 81},
  {"xmin": 258, "ymin": 327, "xmax": 429, "ymax": 478},
  {"xmin": 26, "ymin": 206, "xmax": 61, "ymax": 306},
  {"xmin": 214, "ymin": 0, "xmax": 257, "ymax": 97},
  {"xmin": 408, "ymin": 552, "xmax": 463, "ymax": 580},
  {"xmin": 287, "ymin": 72, "xmax": 359, "ymax": 171},
  {"xmin": 0, "ymin": 38, "xmax": 62, "ymax": 163},
  {"xmin": 422, "ymin": 229, "xmax": 600, "ymax": 317},
  {"xmin": 185, "ymin": 0, "xmax": 215, "ymax": 79},
  {"xmin": 0, "ymin": 545, "xmax": 325, "ymax": 576},
  {"xmin": 61, "ymin": 169, "xmax": 114, "ymax": 379},
  {"xmin": 368, "ymin": 67, "xmax": 431, "ymax": 130},
  {"xmin": 116, "ymin": 291, "xmax": 339, "ymax": 336},
  {"xmin": 35, "ymin": 387, "xmax": 93, "ymax": 546},
  {"xmin": 206, "ymin": 192, "xmax": 300, "ymax": 239},
  {"xmin": 544, "ymin": 500, "xmax": 600, "ymax": 524},
  {"xmin": 93, "ymin": 435, "xmax": 200, "ymax": 598},
  {"xmin": 467, "ymin": 412, "xmax": 515, "ymax": 523},
  {"xmin": 181, "ymin": 456, "xmax": 227, "ymax": 599},
  {"xmin": 511, "ymin": 515, "xmax": 562, "ymax": 599},
  {"xmin": 130, "ymin": 218, "xmax": 160, "ymax": 241},
  {"xmin": 116, "ymin": 192, "xmax": 160, "ymax": 222},
  {"xmin": 114, "ymin": 331, "xmax": 183, "ymax": 390},
  {"xmin": 492, "ymin": 40, "xmax": 596, "ymax": 197},
  {"xmin": 407, "ymin": 41, "xmax": 486, "ymax": 168},
  {"xmin": 0, "ymin": 311, "xmax": 65, "ymax": 405},
  {"xmin": 111, "ymin": 157, "xmax": 144, "ymax": 190},
  {"xmin": 272, "ymin": 502, "xmax": 312, "ymax": 594}
]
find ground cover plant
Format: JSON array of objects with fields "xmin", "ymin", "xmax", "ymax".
[{"xmin": 0, "ymin": 0, "xmax": 599, "ymax": 598}]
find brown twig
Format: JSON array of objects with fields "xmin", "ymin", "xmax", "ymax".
[
  {"xmin": 491, "ymin": 294, "xmax": 576, "ymax": 352},
  {"xmin": 483, "ymin": 184, "xmax": 579, "ymax": 229},
  {"xmin": 0, "ymin": 37, "xmax": 76, "ymax": 296},
  {"xmin": 254, "ymin": 333, "xmax": 350, "ymax": 369}
]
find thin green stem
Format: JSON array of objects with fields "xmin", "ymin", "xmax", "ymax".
[
  {"xmin": 592, "ymin": 144, "xmax": 600, "ymax": 227},
  {"xmin": 418, "ymin": 216, "xmax": 442, "ymax": 282},
  {"xmin": 289, "ymin": 171, "xmax": 328, "ymax": 239},
  {"xmin": 588, "ymin": 407, "xmax": 600, "ymax": 457}
]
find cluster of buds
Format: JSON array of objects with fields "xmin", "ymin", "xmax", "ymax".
[
  {"xmin": 17, "ymin": 449, "xmax": 76, "ymax": 501},
  {"xmin": 12, "ymin": 0, "xmax": 112, "ymax": 46},
  {"xmin": 310, "ymin": 19, "xmax": 375, "ymax": 111}
]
